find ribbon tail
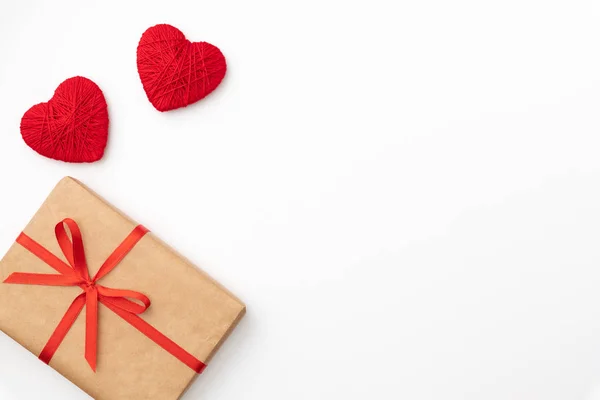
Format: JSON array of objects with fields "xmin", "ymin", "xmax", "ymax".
[
  {"xmin": 102, "ymin": 299, "xmax": 206, "ymax": 373},
  {"xmin": 85, "ymin": 287, "xmax": 98, "ymax": 372},
  {"xmin": 39, "ymin": 293, "xmax": 86, "ymax": 365}
]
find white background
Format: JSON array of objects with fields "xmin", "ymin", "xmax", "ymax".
[{"xmin": 1, "ymin": 0, "xmax": 600, "ymax": 399}]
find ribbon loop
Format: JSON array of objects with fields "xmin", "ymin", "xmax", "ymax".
[
  {"xmin": 97, "ymin": 285, "xmax": 151, "ymax": 314},
  {"xmin": 55, "ymin": 218, "xmax": 90, "ymax": 282},
  {"xmin": 3, "ymin": 218, "xmax": 206, "ymax": 374}
]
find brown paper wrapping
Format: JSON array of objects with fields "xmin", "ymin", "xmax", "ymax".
[{"xmin": 0, "ymin": 177, "xmax": 245, "ymax": 399}]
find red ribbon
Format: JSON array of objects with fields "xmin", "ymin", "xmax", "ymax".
[{"xmin": 4, "ymin": 218, "xmax": 206, "ymax": 373}]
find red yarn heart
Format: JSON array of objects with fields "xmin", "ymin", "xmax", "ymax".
[
  {"xmin": 137, "ymin": 24, "xmax": 227, "ymax": 112},
  {"xmin": 20, "ymin": 77, "xmax": 109, "ymax": 163}
]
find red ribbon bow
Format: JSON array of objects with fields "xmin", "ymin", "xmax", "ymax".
[{"xmin": 4, "ymin": 218, "xmax": 205, "ymax": 373}]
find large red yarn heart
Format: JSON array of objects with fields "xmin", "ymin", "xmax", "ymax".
[
  {"xmin": 137, "ymin": 24, "xmax": 227, "ymax": 112},
  {"xmin": 20, "ymin": 77, "xmax": 109, "ymax": 163}
]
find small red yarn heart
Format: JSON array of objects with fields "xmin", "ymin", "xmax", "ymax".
[
  {"xmin": 137, "ymin": 24, "xmax": 227, "ymax": 112},
  {"xmin": 20, "ymin": 76, "xmax": 109, "ymax": 163}
]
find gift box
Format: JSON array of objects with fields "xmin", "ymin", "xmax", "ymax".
[{"xmin": 0, "ymin": 177, "xmax": 245, "ymax": 399}]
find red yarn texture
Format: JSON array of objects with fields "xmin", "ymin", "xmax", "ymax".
[
  {"xmin": 137, "ymin": 24, "xmax": 227, "ymax": 112},
  {"xmin": 20, "ymin": 77, "xmax": 109, "ymax": 163}
]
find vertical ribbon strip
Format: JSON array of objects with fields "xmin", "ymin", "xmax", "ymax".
[{"xmin": 3, "ymin": 218, "xmax": 206, "ymax": 373}]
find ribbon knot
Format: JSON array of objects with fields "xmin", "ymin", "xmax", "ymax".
[{"xmin": 3, "ymin": 218, "xmax": 205, "ymax": 373}]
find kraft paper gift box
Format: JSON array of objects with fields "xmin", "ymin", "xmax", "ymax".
[{"xmin": 0, "ymin": 177, "xmax": 245, "ymax": 399}]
